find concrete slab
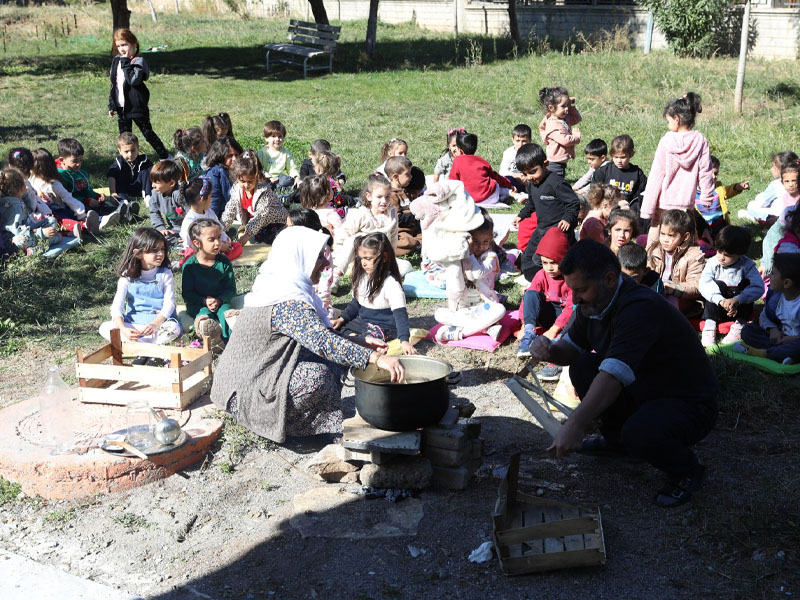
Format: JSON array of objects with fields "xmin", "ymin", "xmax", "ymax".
[
  {"xmin": 0, "ymin": 395, "xmax": 223, "ymax": 500},
  {"xmin": 0, "ymin": 549, "xmax": 143, "ymax": 599}
]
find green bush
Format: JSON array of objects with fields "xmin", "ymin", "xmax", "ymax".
[{"xmin": 639, "ymin": 0, "xmax": 733, "ymax": 57}]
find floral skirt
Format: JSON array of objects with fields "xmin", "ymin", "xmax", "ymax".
[{"xmin": 285, "ymin": 352, "xmax": 344, "ymax": 437}]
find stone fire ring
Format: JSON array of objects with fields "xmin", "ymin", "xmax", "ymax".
[{"xmin": 0, "ymin": 395, "xmax": 223, "ymax": 501}]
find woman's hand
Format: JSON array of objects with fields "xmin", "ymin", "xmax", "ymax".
[
  {"xmin": 331, "ymin": 317, "xmax": 344, "ymax": 330},
  {"xmin": 364, "ymin": 336, "xmax": 388, "ymax": 353},
  {"xmin": 238, "ymin": 233, "xmax": 250, "ymax": 246},
  {"xmin": 376, "ymin": 354, "xmax": 405, "ymax": 382},
  {"xmin": 400, "ymin": 341, "xmax": 417, "ymax": 355}
]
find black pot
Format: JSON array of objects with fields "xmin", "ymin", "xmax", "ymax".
[{"xmin": 352, "ymin": 356, "xmax": 453, "ymax": 432}]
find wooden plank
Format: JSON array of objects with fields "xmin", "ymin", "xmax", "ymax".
[
  {"xmin": 170, "ymin": 352, "xmax": 182, "ymax": 394},
  {"xmin": 506, "ymin": 503, "xmax": 525, "ymax": 558},
  {"xmin": 562, "ymin": 506, "xmax": 584, "ymax": 552},
  {"xmin": 110, "ymin": 328, "xmax": 123, "ymax": 366},
  {"xmin": 179, "ymin": 351, "xmax": 213, "ymax": 380},
  {"xmin": 178, "ymin": 372, "xmax": 212, "ymax": 409},
  {"xmin": 78, "ymin": 386, "xmax": 182, "ymax": 409},
  {"xmin": 76, "ymin": 363, "xmax": 180, "ymax": 386},
  {"xmin": 266, "ymin": 43, "xmax": 328, "ymax": 57},
  {"xmin": 290, "ymin": 19, "xmax": 341, "ymax": 32},
  {"xmin": 542, "ymin": 505, "xmax": 566, "ymax": 555},
  {"xmin": 286, "ymin": 33, "xmax": 335, "ymax": 49},
  {"xmin": 287, "ymin": 26, "xmax": 340, "ymax": 41},
  {"xmin": 79, "ymin": 344, "xmax": 113, "ymax": 365},
  {"xmin": 505, "ymin": 376, "xmax": 562, "ymax": 438},
  {"xmin": 496, "ymin": 516, "xmax": 599, "ymax": 547},
  {"xmin": 81, "ymin": 377, "xmax": 111, "ymax": 390},
  {"xmin": 581, "ymin": 507, "xmax": 605, "ymax": 553},
  {"xmin": 501, "ymin": 548, "xmax": 606, "ymax": 575},
  {"xmin": 120, "ymin": 342, "xmax": 189, "ymax": 360},
  {"xmin": 203, "ymin": 336, "xmax": 212, "ymax": 378},
  {"xmin": 76, "ymin": 347, "xmax": 87, "ymax": 387}
]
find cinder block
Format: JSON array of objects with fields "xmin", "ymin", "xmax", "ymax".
[
  {"xmin": 423, "ymin": 444, "xmax": 470, "ymax": 468},
  {"xmin": 431, "ymin": 465, "xmax": 472, "ymax": 490},
  {"xmin": 422, "ymin": 426, "xmax": 467, "ymax": 451}
]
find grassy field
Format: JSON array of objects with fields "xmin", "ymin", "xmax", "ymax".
[{"xmin": 0, "ymin": 6, "xmax": 799, "ymax": 594}]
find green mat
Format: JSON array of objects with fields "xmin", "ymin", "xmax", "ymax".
[{"xmin": 706, "ymin": 343, "xmax": 800, "ymax": 376}]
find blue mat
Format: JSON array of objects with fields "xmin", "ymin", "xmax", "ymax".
[{"xmin": 403, "ymin": 270, "xmax": 448, "ymax": 299}]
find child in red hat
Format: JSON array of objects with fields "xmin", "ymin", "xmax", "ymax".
[{"xmin": 517, "ymin": 227, "xmax": 573, "ymax": 380}]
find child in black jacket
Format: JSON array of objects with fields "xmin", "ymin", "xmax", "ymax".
[
  {"xmin": 591, "ymin": 134, "xmax": 647, "ymax": 218},
  {"xmin": 108, "ymin": 29, "xmax": 169, "ymax": 160},
  {"xmin": 512, "ymin": 143, "xmax": 580, "ymax": 280}
]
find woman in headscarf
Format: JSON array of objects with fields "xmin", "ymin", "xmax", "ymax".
[{"xmin": 211, "ymin": 226, "xmax": 404, "ymax": 442}]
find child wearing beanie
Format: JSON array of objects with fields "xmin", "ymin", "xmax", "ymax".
[{"xmin": 516, "ymin": 227, "xmax": 573, "ymax": 380}]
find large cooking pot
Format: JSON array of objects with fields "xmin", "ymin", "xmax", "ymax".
[{"xmin": 352, "ymin": 356, "xmax": 453, "ymax": 432}]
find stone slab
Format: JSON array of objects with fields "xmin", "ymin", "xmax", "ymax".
[
  {"xmin": 0, "ymin": 395, "xmax": 223, "ymax": 500},
  {"xmin": 0, "ymin": 549, "xmax": 143, "ymax": 600},
  {"xmin": 341, "ymin": 413, "xmax": 421, "ymax": 455}
]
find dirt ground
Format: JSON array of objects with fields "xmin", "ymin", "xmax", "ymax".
[{"xmin": 0, "ymin": 311, "xmax": 798, "ymax": 600}]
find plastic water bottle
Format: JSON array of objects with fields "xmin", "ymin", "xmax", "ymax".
[{"xmin": 39, "ymin": 366, "xmax": 75, "ymax": 454}]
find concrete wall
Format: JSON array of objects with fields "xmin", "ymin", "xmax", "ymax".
[{"xmin": 184, "ymin": 0, "xmax": 800, "ymax": 60}]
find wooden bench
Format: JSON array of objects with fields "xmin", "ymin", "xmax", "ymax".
[{"xmin": 265, "ymin": 20, "xmax": 341, "ymax": 78}]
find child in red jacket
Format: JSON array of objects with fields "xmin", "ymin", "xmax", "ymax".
[
  {"xmin": 449, "ymin": 132, "xmax": 513, "ymax": 207},
  {"xmin": 516, "ymin": 227, "xmax": 573, "ymax": 381}
]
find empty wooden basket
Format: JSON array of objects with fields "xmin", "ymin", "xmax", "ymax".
[
  {"xmin": 75, "ymin": 329, "xmax": 212, "ymax": 410},
  {"xmin": 492, "ymin": 453, "xmax": 606, "ymax": 575}
]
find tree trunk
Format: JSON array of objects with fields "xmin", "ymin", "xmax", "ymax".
[
  {"xmin": 507, "ymin": 0, "xmax": 519, "ymax": 46},
  {"xmin": 365, "ymin": 0, "xmax": 379, "ymax": 60},
  {"xmin": 111, "ymin": 0, "xmax": 131, "ymax": 30},
  {"xmin": 308, "ymin": 0, "xmax": 329, "ymax": 25}
]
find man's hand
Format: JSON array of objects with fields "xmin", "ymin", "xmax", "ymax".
[
  {"xmin": 529, "ymin": 335, "xmax": 553, "ymax": 363},
  {"xmin": 547, "ymin": 420, "xmax": 584, "ymax": 458}
]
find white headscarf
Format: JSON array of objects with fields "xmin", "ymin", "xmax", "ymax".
[{"xmin": 244, "ymin": 227, "xmax": 332, "ymax": 327}]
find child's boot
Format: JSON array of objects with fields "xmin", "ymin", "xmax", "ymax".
[
  {"xmin": 701, "ymin": 320, "xmax": 717, "ymax": 348},
  {"xmin": 721, "ymin": 321, "xmax": 744, "ymax": 345}
]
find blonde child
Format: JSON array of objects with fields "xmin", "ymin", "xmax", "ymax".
[
  {"xmin": 538, "ymin": 86, "xmax": 582, "ymax": 178},
  {"xmin": 333, "ymin": 174, "xmax": 398, "ymax": 280},
  {"xmin": 108, "ymin": 28, "xmax": 169, "ymax": 160},
  {"xmin": 179, "ymin": 177, "xmax": 242, "ymax": 261},
  {"xmin": 173, "ymin": 127, "xmax": 207, "ymax": 179},
  {"xmin": 699, "ymin": 226, "xmax": 764, "ymax": 347},
  {"xmin": 579, "ymin": 184, "xmax": 626, "ymax": 243},
  {"xmin": 202, "ymin": 112, "xmax": 234, "ymax": 149},
  {"xmin": 741, "ymin": 151, "xmax": 798, "ymax": 223},
  {"xmin": 641, "ymin": 92, "xmax": 715, "ymax": 240},
  {"xmin": 332, "ymin": 232, "xmax": 416, "ymax": 355},
  {"xmin": 222, "ymin": 150, "xmax": 288, "ymax": 245},
  {"xmin": 433, "ymin": 128, "xmax": 462, "ymax": 183},
  {"xmin": 0, "ymin": 168, "xmax": 66, "ymax": 254},
  {"xmin": 647, "ymin": 210, "xmax": 705, "ymax": 318},
  {"xmin": 606, "ymin": 208, "xmax": 639, "ymax": 256},
  {"xmin": 99, "ymin": 227, "xmax": 181, "ymax": 345},
  {"xmin": 182, "ymin": 218, "xmax": 237, "ymax": 345},
  {"xmin": 256, "ymin": 120, "xmax": 299, "ymax": 189},
  {"xmin": 312, "ymin": 150, "xmax": 348, "ymax": 218},
  {"xmin": 376, "ymin": 138, "xmax": 408, "ymax": 178}
]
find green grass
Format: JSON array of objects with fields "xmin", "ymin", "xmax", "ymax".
[{"xmin": 0, "ymin": 475, "xmax": 22, "ymax": 506}]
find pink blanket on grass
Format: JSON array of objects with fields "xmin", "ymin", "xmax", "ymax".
[{"xmin": 427, "ymin": 310, "xmax": 520, "ymax": 353}]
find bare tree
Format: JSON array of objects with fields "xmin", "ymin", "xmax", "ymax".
[
  {"xmin": 308, "ymin": 0, "xmax": 329, "ymax": 25},
  {"xmin": 111, "ymin": 0, "xmax": 131, "ymax": 30}
]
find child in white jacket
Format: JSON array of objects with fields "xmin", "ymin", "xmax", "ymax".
[{"xmin": 699, "ymin": 225, "xmax": 765, "ymax": 347}]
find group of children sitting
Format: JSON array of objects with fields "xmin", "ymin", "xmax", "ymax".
[{"xmin": 2, "ymin": 85, "xmax": 799, "ymax": 370}]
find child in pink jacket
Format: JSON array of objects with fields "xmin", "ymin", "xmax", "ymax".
[
  {"xmin": 640, "ymin": 92, "xmax": 715, "ymax": 244},
  {"xmin": 538, "ymin": 86, "xmax": 582, "ymax": 179}
]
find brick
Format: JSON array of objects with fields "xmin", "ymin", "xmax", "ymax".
[
  {"xmin": 422, "ymin": 444, "xmax": 470, "ymax": 468},
  {"xmin": 422, "ymin": 426, "xmax": 467, "ymax": 451}
]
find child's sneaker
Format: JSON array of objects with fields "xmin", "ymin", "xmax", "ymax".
[
  {"xmin": 127, "ymin": 200, "xmax": 141, "ymax": 221},
  {"xmin": 737, "ymin": 209, "xmax": 757, "ymax": 224},
  {"xmin": 84, "ymin": 210, "xmax": 100, "ymax": 236},
  {"xmin": 701, "ymin": 324, "xmax": 717, "ymax": 348},
  {"xmin": 71, "ymin": 222, "xmax": 84, "ymax": 244},
  {"xmin": 99, "ymin": 210, "xmax": 121, "ymax": 231},
  {"xmin": 486, "ymin": 324, "xmax": 502, "ymax": 341},
  {"xmin": 721, "ymin": 322, "xmax": 743, "ymax": 345},
  {"xmin": 435, "ymin": 326, "xmax": 463, "ymax": 342},
  {"xmin": 517, "ymin": 327, "xmax": 537, "ymax": 358},
  {"xmin": 538, "ymin": 363, "xmax": 562, "ymax": 381}
]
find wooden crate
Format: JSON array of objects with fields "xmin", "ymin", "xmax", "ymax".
[
  {"xmin": 75, "ymin": 329, "xmax": 213, "ymax": 410},
  {"xmin": 493, "ymin": 453, "xmax": 606, "ymax": 575}
]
